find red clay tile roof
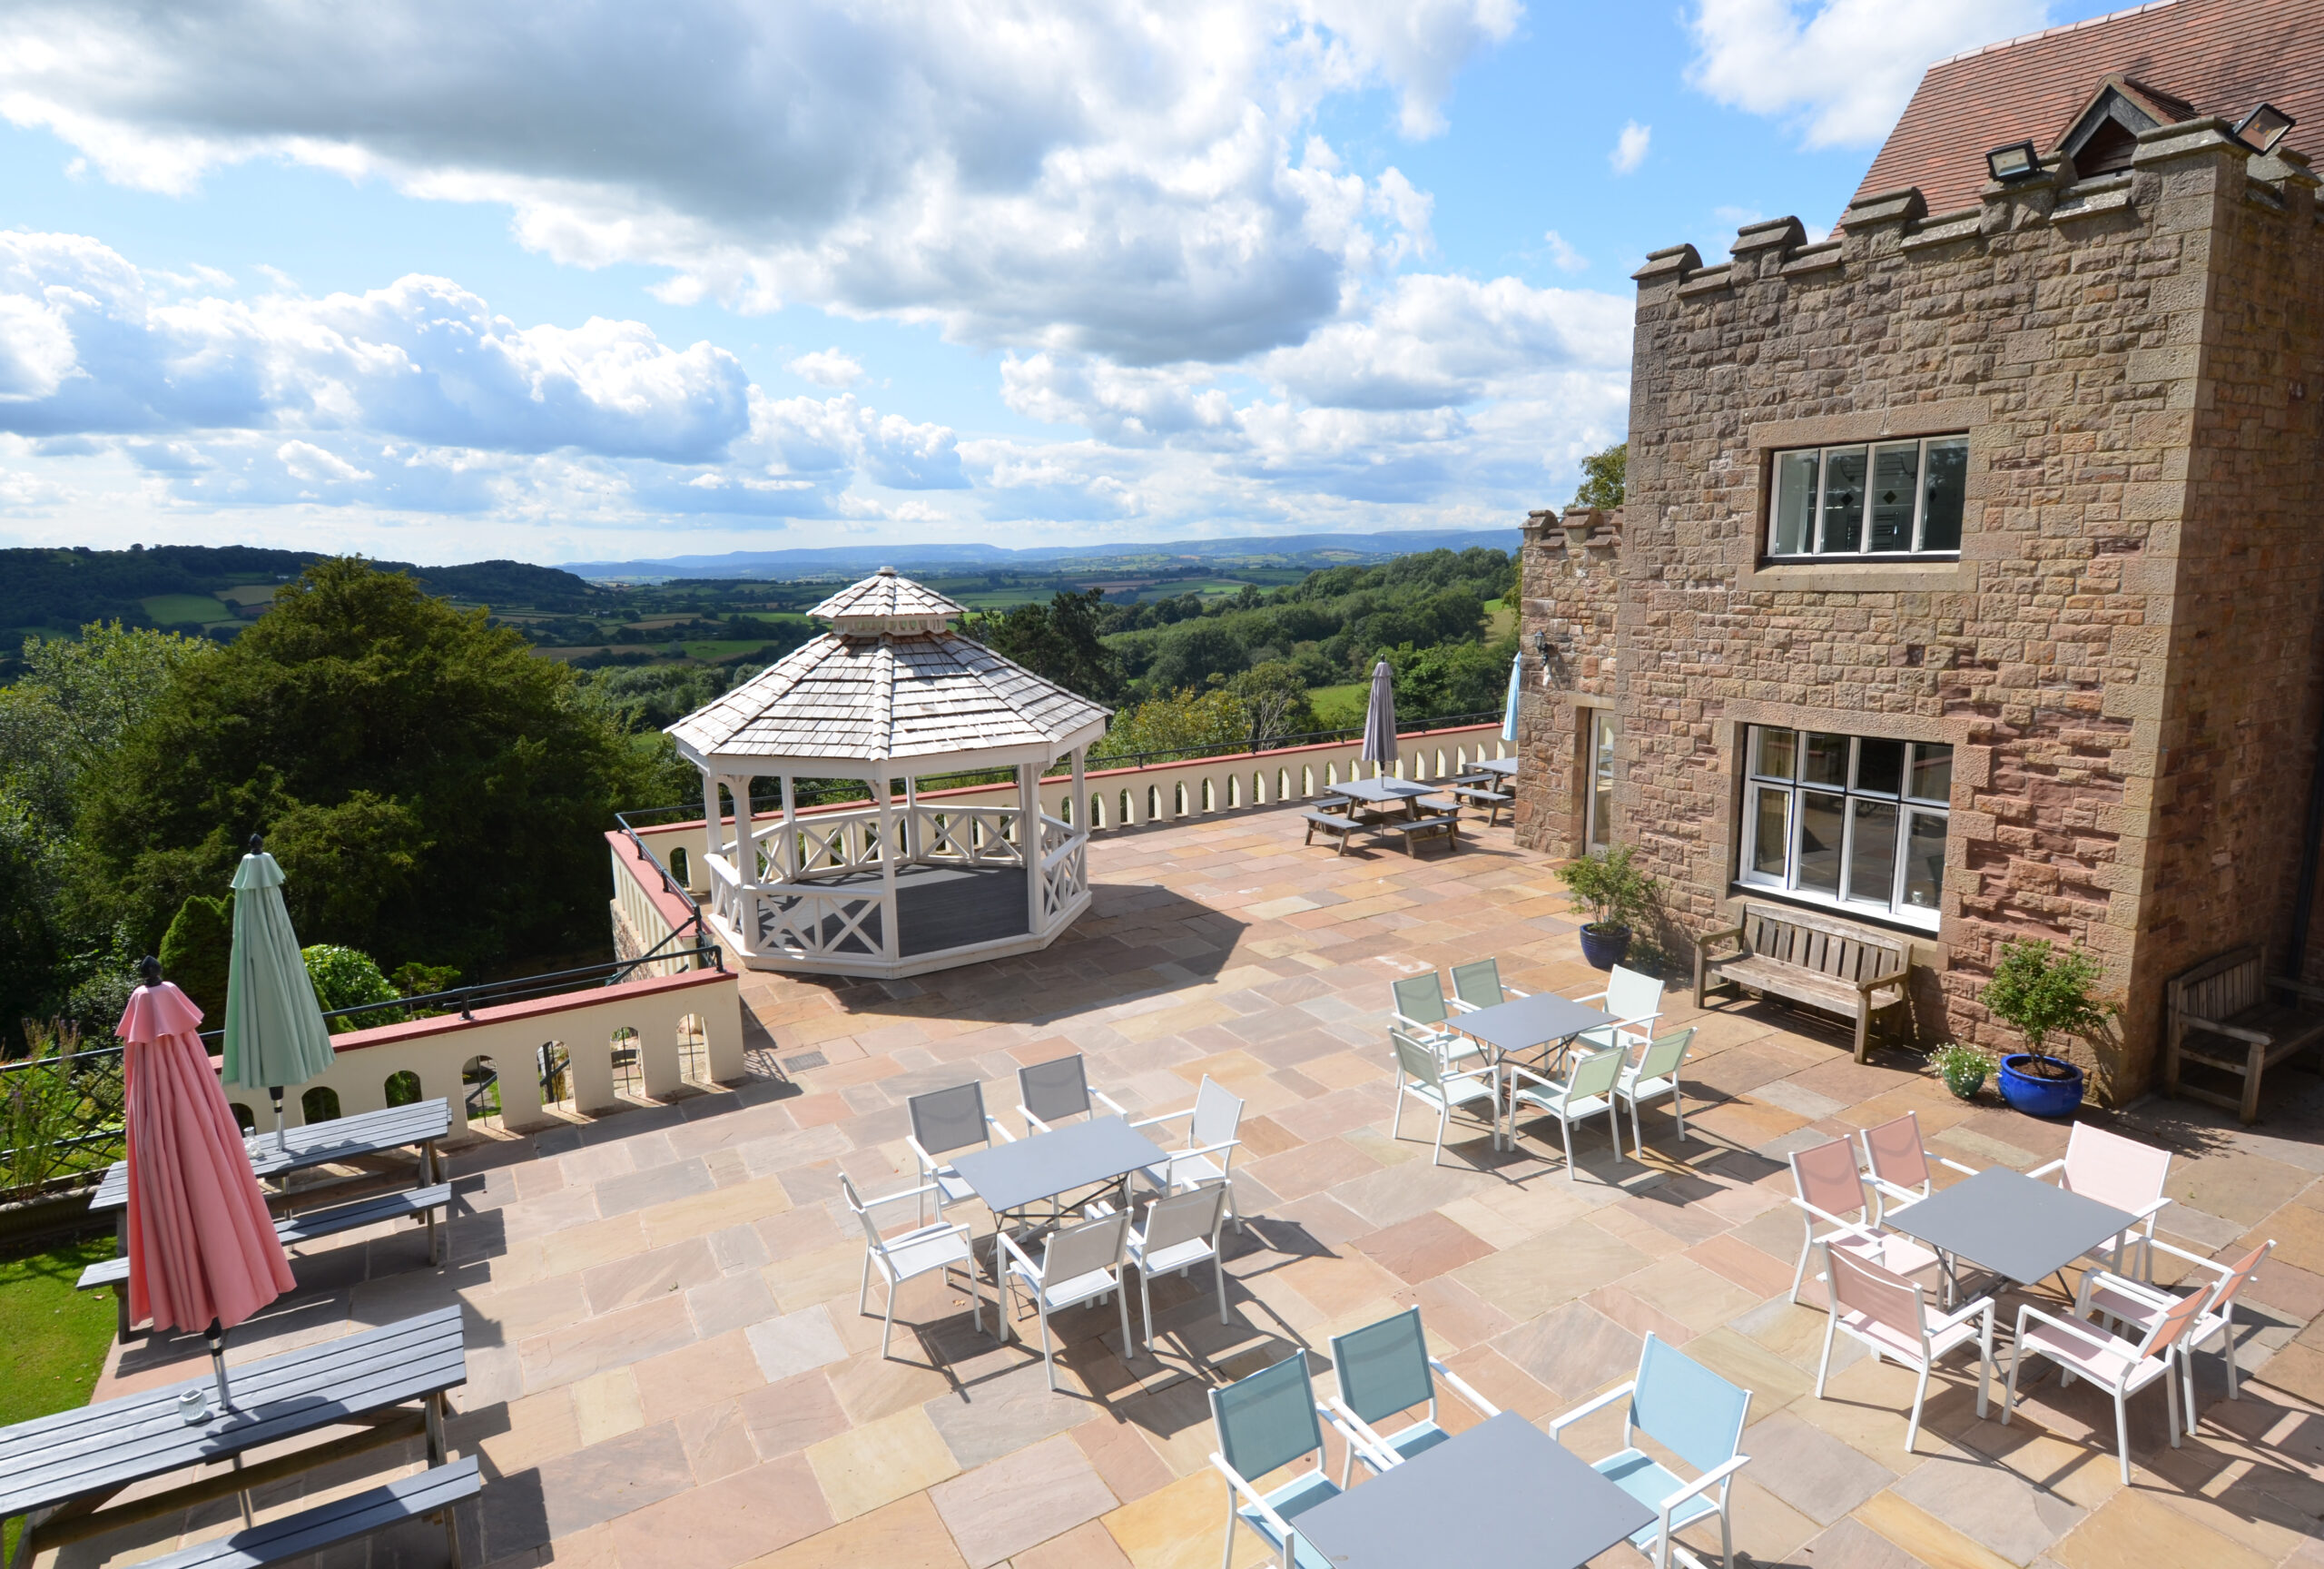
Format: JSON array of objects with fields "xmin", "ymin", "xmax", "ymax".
[{"xmin": 1853, "ymin": 0, "xmax": 2324, "ymax": 218}]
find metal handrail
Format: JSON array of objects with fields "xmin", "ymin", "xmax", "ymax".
[{"xmin": 611, "ymin": 807, "xmax": 711, "ymax": 949}]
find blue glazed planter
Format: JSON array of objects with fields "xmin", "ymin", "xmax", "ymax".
[
  {"xmin": 1578, "ymin": 923, "xmax": 1631, "ymax": 971},
  {"xmin": 1998, "ymin": 1053, "xmax": 2085, "ymax": 1118}
]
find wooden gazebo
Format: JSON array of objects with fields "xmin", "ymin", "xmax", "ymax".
[{"xmin": 666, "ymin": 568, "xmax": 1109, "ymax": 977}]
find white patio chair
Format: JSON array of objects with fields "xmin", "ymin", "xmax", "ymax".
[
  {"xmin": 1129, "ymin": 1073, "xmax": 1247, "ymax": 1230},
  {"xmin": 2003, "ymin": 1284, "xmax": 2209, "ymax": 1482},
  {"xmin": 1209, "ymin": 1352, "xmax": 1388, "ymax": 1569},
  {"xmin": 1126, "ymin": 1184, "xmax": 1232, "ymax": 1356},
  {"xmin": 1574, "ymin": 963, "xmax": 1665, "ymax": 1055},
  {"xmin": 1787, "ymin": 1136, "xmax": 1937, "ymax": 1301},
  {"xmin": 1615, "ymin": 1027, "xmax": 1696, "ymax": 1150},
  {"xmin": 1389, "ymin": 1030, "xmax": 1501, "ymax": 1168},
  {"xmin": 1815, "ymin": 1243, "xmax": 1992, "ymax": 1453},
  {"xmin": 998, "ymin": 1209, "xmax": 1133, "ymax": 1391},
  {"xmin": 2027, "ymin": 1122, "xmax": 2172, "ymax": 1281},
  {"xmin": 1325, "ymin": 1306, "xmax": 1500, "ymax": 1485},
  {"xmin": 1551, "ymin": 1334, "xmax": 1753, "ymax": 1569},
  {"xmin": 1017, "ymin": 1052, "xmax": 1128, "ymax": 1132},
  {"xmin": 841, "ymin": 1173, "xmax": 980, "ymax": 1359},
  {"xmin": 2075, "ymin": 1237, "xmax": 2272, "ymax": 1433},
  {"xmin": 1503, "ymin": 1043, "xmax": 1626, "ymax": 1181},
  {"xmin": 905, "ymin": 1081, "xmax": 1011, "ymax": 1225},
  {"xmin": 1393, "ymin": 972, "xmax": 1485, "ymax": 1068},
  {"xmin": 1856, "ymin": 1110, "xmax": 1980, "ymax": 1226},
  {"xmin": 1448, "ymin": 957, "xmax": 1527, "ymax": 1011}
]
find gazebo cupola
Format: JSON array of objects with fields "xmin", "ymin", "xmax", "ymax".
[{"xmin": 666, "ymin": 567, "xmax": 1110, "ymax": 977}]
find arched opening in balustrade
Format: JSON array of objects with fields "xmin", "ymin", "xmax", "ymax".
[
  {"xmin": 300, "ymin": 1086, "xmax": 342, "ymax": 1125},
  {"xmin": 1120, "ymin": 788, "xmax": 1135, "ymax": 826},
  {"xmin": 538, "ymin": 1041, "xmax": 574, "ymax": 1113},
  {"xmin": 462, "ymin": 1054, "xmax": 502, "ymax": 1131},
  {"xmin": 229, "ymin": 1101, "xmax": 256, "ymax": 1135},
  {"xmin": 610, "ymin": 1027, "xmax": 643, "ymax": 1097},
  {"xmin": 667, "ymin": 845, "xmax": 690, "ymax": 888},
  {"xmin": 1277, "ymin": 767, "xmax": 1292, "ymax": 801},
  {"xmin": 384, "ymin": 1070, "xmax": 422, "ymax": 1108},
  {"xmin": 668, "ymin": 569, "xmax": 1108, "ymax": 980}
]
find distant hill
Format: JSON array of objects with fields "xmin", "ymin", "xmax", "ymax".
[
  {"xmin": 560, "ymin": 528, "xmax": 1522, "ymax": 581},
  {"xmin": 0, "ymin": 545, "xmax": 602, "ymax": 642}
]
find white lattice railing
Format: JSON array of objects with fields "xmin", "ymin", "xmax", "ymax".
[
  {"xmin": 1039, "ymin": 832, "xmax": 1088, "ymax": 926},
  {"xmin": 760, "ymin": 883, "xmax": 887, "ymax": 962}
]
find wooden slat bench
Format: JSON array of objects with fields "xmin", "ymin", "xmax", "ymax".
[
  {"xmin": 140, "ymin": 1455, "xmax": 478, "ymax": 1569},
  {"xmin": 78, "ymin": 1184, "xmax": 454, "ymax": 1317},
  {"xmin": 1451, "ymin": 784, "xmax": 1513, "ymax": 825},
  {"xmin": 1302, "ymin": 809, "xmax": 1360, "ymax": 854},
  {"xmin": 2165, "ymin": 945, "xmax": 2324, "ymax": 1123},
  {"xmin": 1376, "ymin": 813, "xmax": 1460, "ymax": 855},
  {"xmin": 1695, "ymin": 903, "xmax": 1912, "ymax": 1062}
]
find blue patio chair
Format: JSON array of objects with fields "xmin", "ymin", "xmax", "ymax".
[
  {"xmin": 1325, "ymin": 1307, "xmax": 1501, "ymax": 1484},
  {"xmin": 1209, "ymin": 1352, "xmax": 1385, "ymax": 1569},
  {"xmin": 1391, "ymin": 972, "xmax": 1485, "ymax": 1067},
  {"xmin": 1549, "ymin": 1334, "xmax": 1753, "ymax": 1569},
  {"xmin": 1448, "ymin": 957, "xmax": 1527, "ymax": 1012}
]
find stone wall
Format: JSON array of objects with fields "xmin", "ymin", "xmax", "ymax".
[
  {"xmin": 1517, "ymin": 120, "xmax": 2324, "ymax": 1100},
  {"xmin": 1513, "ymin": 506, "xmax": 1623, "ymax": 860}
]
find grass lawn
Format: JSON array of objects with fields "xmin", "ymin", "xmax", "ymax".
[
  {"xmin": 1308, "ymin": 682, "xmax": 1368, "ymax": 728},
  {"xmin": 0, "ymin": 1233, "xmax": 115, "ymax": 1554},
  {"xmin": 140, "ymin": 593, "xmax": 233, "ymax": 627}
]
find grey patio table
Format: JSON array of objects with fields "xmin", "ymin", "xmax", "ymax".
[
  {"xmin": 0, "ymin": 1305, "xmax": 465, "ymax": 1569},
  {"xmin": 1326, "ymin": 776, "xmax": 1443, "ymax": 821},
  {"xmin": 1447, "ymin": 993, "xmax": 1620, "ymax": 1150},
  {"xmin": 950, "ymin": 1114, "xmax": 1170, "ymax": 1295},
  {"xmin": 1472, "ymin": 756, "xmax": 1517, "ymax": 778},
  {"xmin": 89, "ymin": 1097, "xmax": 454, "ymax": 1216},
  {"xmin": 1290, "ymin": 1410, "xmax": 1654, "ymax": 1569},
  {"xmin": 1883, "ymin": 1164, "xmax": 2138, "ymax": 1308}
]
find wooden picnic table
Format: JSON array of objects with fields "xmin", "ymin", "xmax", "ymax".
[
  {"xmin": 86, "ymin": 1100, "xmax": 453, "ymax": 1337},
  {"xmin": 0, "ymin": 1306, "xmax": 466, "ymax": 1569}
]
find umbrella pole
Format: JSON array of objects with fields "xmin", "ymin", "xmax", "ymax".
[
  {"xmin": 270, "ymin": 1086, "xmax": 286, "ymax": 1150},
  {"xmin": 206, "ymin": 1319, "xmax": 257, "ymax": 1526}
]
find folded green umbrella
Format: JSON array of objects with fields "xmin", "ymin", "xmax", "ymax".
[{"xmin": 222, "ymin": 839, "xmax": 337, "ymax": 1139}]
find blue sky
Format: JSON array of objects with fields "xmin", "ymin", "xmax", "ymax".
[{"xmin": 0, "ymin": 0, "xmax": 2123, "ymax": 567}]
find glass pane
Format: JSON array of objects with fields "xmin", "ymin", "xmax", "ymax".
[
  {"xmin": 1869, "ymin": 443, "xmax": 1919, "ymax": 551},
  {"xmin": 1818, "ymin": 446, "xmax": 1866, "ymax": 552},
  {"xmin": 1856, "ymin": 737, "xmax": 1904, "ymax": 795},
  {"xmin": 1750, "ymin": 787, "xmax": 1789, "ymax": 879},
  {"xmin": 1920, "ymin": 438, "xmax": 1967, "ymax": 550},
  {"xmin": 1589, "ymin": 713, "xmax": 1615, "ymax": 849},
  {"xmin": 1903, "ymin": 811, "xmax": 1947, "ymax": 910},
  {"xmin": 1846, "ymin": 800, "xmax": 1899, "ymax": 906},
  {"xmin": 1909, "ymin": 743, "xmax": 1953, "ymax": 803},
  {"xmin": 1803, "ymin": 733, "xmax": 1848, "ymax": 787},
  {"xmin": 1797, "ymin": 792, "xmax": 1844, "ymax": 894},
  {"xmin": 1771, "ymin": 452, "xmax": 1817, "ymax": 556},
  {"xmin": 1750, "ymin": 726, "xmax": 1797, "ymax": 781}
]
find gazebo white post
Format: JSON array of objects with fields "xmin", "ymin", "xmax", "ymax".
[
  {"xmin": 1071, "ymin": 746, "xmax": 1087, "ymax": 837},
  {"xmin": 700, "ymin": 768, "xmax": 723, "ymax": 873},
  {"xmin": 1019, "ymin": 761, "xmax": 1043, "ymax": 935},
  {"xmin": 876, "ymin": 768, "xmax": 901, "ymax": 962},
  {"xmin": 778, "ymin": 773, "xmax": 798, "ymax": 883},
  {"xmin": 903, "ymin": 775, "xmax": 921, "ymax": 861}
]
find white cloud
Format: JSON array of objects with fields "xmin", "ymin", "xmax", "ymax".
[
  {"xmin": 1685, "ymin": 0, "xmax": 2049, "ymax": 148},
  {"xmin": 1542, "ymin": 230, "xmax": 1588, "ymax": 273},
  {"xmin": 0, "ymin": 0, "xmax": 1519, "ymax": 365},
  {"xmin": 1610, "ymin": 121, "xmax": 1650, "ymax": 174},
  {"xmin": 787, "ymin": 349, "xmax": 865, "ymax": 389}
]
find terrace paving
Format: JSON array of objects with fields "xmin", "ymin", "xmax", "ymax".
[{"xmin": 74, "ymin": 807, "xmax": 2324, "ymax": 1568}]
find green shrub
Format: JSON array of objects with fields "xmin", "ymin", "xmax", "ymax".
[
  {"xmin": 1980, "ymin": 938, "xmax": 2113, "ymax": 1077},
  {"xmin": 300, "ymin": 943, "xmax": 405, "ymax": 1029},
  {"xmin": 1555, "ymin": 844, "xmax": 1656, "ymax": 931},
  {"xmin": 158, "ymin": 893, "xmax": 232, "ymax": 1021}
]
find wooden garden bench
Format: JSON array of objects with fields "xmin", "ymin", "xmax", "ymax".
[
  {"xmin": 1695, "ymin": 903, "xmax": 1912, "ymax": 1062},
  {"xmin": 2165, "ymin": 945, "xmax": 2324, "ymax": 1123},
  {"xmin": 139, "ymin": 1456, "xmax": 478, "ymax": 1569}
]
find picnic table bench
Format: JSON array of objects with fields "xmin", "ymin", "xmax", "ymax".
[
  {"xmin": 78, "ymin": 1184, "xmax": 455, "ymax": 1301},
  {"xmin": 142, "ymin": 1455, "xmax": 478, "ymax": 1569},
  {"xmin": 1695, "ymin": 903, "xmax": 1911, "ymax": 1062},
  {"xmin": 86, "ymin": 1100, "xmax": 452, "ymax": 1337},
  {"xmin": 2165, "ymin": 945, "xmax": 2324, "ymax": 1123},
  {"xmin": 1449, "ymin": 783, "xmax": 1513, "ymax": 824},
  {"xmin": 0, "ymin": 1306, "xmax": 468, "ymax": 1569}
]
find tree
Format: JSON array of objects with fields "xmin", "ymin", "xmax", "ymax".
[
  {"xmin": 1227, "ymin": 664, "xmax": 1316, "ymax": 747},
  {"xmin": 302, "ymin": 943, "xmax": 405, "ymax": 1029},
  {"xmin": 158, "ymin": 893, "xmax": 233, "ymax": 1022},
  {"xmin": 1384, "ymin": 637, "xmax": 1517, "ymax": 721},
  {"xmin": 961, "ymin": 588, "xmax": 1123, "ymax": 704},
  {"xmin": 79, "ymin": 558, "xmax": 655, "ymax": 976},
  {"xmin": 1089, "ymin": 688, "xmax": 1251, "ymax": 764},
  {"xmin": 1573, "ymin": 441, "xmax": 1627, "ymax": 509}
]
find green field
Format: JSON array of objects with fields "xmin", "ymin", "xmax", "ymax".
[
  {"xmin": 1483, "ymin": 597, "xmax": 1517, "ymax": 641},
  {"xmin": 140, "ymin": 593, "xmax": 235, "ymax": 627},
  {"xmin": 680, "ymin": 639, "xmax": 793, "ymax": 661},
  {"xmin": 1309, "ymin": 682, "xmax": 1368, "ymax": 728}
]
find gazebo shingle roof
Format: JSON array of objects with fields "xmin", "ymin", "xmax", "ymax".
[{"xmin": 666, "ymin": 568, "xmax": 1108, "ymax": 768}]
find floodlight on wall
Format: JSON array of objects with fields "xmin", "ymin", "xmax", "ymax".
[
  {"xmin": 1985, "ymin": 141, "xmax": 2041, "ymax": 182},
  {"xmin": 2233, "ymin": 103, "xmax": 2297, "ymax": 154}
]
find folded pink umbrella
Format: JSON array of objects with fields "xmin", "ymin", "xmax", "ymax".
[{"xmin": 119, "ymin": 963, "xmax": 296, "ymax": 1364}]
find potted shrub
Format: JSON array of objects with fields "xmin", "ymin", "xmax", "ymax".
[
  {"xmin": 1927, "ymin": 1041, "xmax": 1991, "ymax": 1101},
  {"xmin": 1557, "ymin": 844, "xmax": 1654, "ymax": 969},
  {"xmin": 1980, "ymin": 938, "xmax": 2113, "ymax": 1118}
]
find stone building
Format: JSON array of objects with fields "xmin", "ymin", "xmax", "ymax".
[{"xmin": 1513, "ymin": 0, "xmax": 2324, "ymax": 1101}]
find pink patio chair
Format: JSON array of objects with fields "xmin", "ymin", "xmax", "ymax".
[
  {"xmin": 1788, "ymin": 1137, "xmax": 1937, "ymax": 1302},
  {"xmin": 2077, "ymin": 1238, "xmax": 2273, "ymax": 1433},
  {"xmin": 1856, "ymin": 1110, "xmax": 1980, "ymax": 1226},
  {"xmin": 2028, "ymin": 1123, "xmax": 2172, "ymax": 1280},
  {"xmin": 1816, "ymin": 1244, "xmax": 1993, "ymax": 1453},
  {"xmin": 2003, "ymin": 1282, "xmax": 2208, "ymax": 1482}
]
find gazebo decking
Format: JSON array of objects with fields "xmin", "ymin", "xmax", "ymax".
[{"xmin": 756, "ymin": 861, "xmax": 1029, "ymax": 959}]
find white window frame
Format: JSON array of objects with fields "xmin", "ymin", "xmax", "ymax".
[
  {"xmin": 1737, "ymin": 726, "xmax": 1949, "ymax": 932},
  {"xmin": 1765, "ymin": 435, "xmax": 1968, "ymax": 559},
  {"xmin": 1585, "ymin": 710, "xmax": 1616, "ymax": 853}
]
